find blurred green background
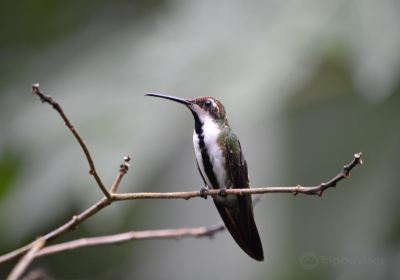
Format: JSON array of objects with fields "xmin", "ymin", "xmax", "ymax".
[{"xmin": 1, "ymin": 0, "xmax": 399, "ymax": 279}]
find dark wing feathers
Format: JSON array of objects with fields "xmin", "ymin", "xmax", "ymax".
[
  {"xmin": 226, "ymin": 135, "xmax": 249, "ymax": 188},
  {"xmin": 212, "ymin": 133, "xmax": 263, "ymax": 261}
]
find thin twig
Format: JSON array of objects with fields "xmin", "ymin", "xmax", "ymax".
[
  {"xmin": 35, "ymin": 223, "xmax": 225, "ymax": 258},
  {"xmin": 31, "ymin": 84, "xmax": 111, "ymax": 200},
  {"xmin": 6, "ymin": 238, "xmax": 45, "ymax": 280},
  {"xmin": 110, "ymin": 156, "xmax": 131, "ymax": 193}
]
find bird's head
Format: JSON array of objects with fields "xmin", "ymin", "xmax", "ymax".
[{"xmin": 145, "ymin": 93, "xmax": 226, "ymax": 123}]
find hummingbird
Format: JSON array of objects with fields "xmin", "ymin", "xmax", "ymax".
[{"xmin": 146, "ymin": 93, "xmax": 264, "ymax": 261}]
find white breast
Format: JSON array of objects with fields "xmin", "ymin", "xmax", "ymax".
[{"xmin": 192, "ymin": 115, "xmax": 226, "ymax": 189}]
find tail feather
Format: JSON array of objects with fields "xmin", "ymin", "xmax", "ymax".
[{"xmin": 213, "ymin": 195, "xmax": 264, "ymax": 261}]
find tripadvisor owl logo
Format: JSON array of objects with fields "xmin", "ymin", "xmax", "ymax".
[
  {"xmin": 300, "ymin": 252, "xmax": 319, "ymax": 270},
  {"xmin": 299, "ymin": 251, "xmax": 384, "ymax": 270}
]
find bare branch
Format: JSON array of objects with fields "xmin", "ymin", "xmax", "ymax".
[
  {"xmin": 6, "ymin": 152, "xmax": 362, "ymax": 260},
  {"xmin": 112, "ymin": 153, "xmax": 363, "ymax": 201},
  {"xmin": 0, "ymin": 152, "xmax": 362, "ymax": 266},
  {"xmin": 0, "ymin": 244, "xmax": 36, "ymax": 268},
  {"xmin": 6, "ymin": 238, "xmax": 45, "ymax": 280},
  {"xmin": 31, "ymin": 84, "xmax": 111, "ymax": 200},
  {"xmin": 35, "ymin": 223, "xmax": 225, "ymax": 258},
  {"xmin": 0, "ymin": 155, "xmax": 131, "ymax": 265},
  {"xmin": 110, "ymin": 156, "xmax": 131, "ymax": 193}
]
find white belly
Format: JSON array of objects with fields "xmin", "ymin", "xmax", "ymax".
[{"xmin": 192, "ymin": 117, "xmax": 226, "ymax": 189}]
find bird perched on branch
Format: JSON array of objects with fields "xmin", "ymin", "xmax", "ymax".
[{"xmin": 146, "ymin": 93, "xmax": 263, "ymax": 261}]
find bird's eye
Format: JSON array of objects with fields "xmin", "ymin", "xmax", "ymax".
[{"xmin": 205, "ymin": 100, "xmax": 212, "ymax": 107}]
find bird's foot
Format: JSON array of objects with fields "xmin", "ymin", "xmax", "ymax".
[
  {"xmin": 199, "ymin": 186, "xmax": 209, "ymax": 199},
  {"xmin": 219, "ymin": 188, "xmax": 227, "ymax": 197}
]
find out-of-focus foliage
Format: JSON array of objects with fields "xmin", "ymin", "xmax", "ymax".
[
  {"xmin": 0, "ymin": 153, "xmax": 21, "ymax": 199},
  {"xmin": 0, "ymin": 0, "xmax": 399, "ymax": 279},
  {"xmin": 0, "ymin": 0, "xmax": 166, "ymax": 90}
]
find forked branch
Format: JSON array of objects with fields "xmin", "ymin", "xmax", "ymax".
[
  {"xmin": 11, "ymin": 153, "xmax": 362, "ymax": 260},
  {"xmin": 30, "ymin": 149, "xmax": 362, "ymax": 257}
]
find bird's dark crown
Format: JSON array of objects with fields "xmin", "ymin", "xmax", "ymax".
[{"xmin": 190, "ymin": 96, "xmax": 226, "ymax": 121}]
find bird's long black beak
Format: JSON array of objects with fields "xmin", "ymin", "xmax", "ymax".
[{"xmin": 145, "ymin": 93, "xmax": 192, "ymax": 105}]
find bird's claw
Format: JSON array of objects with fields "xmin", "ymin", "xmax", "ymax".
[
  {"xmin": 219, "ymin": 188, "xmax": 227, "ymax": 197},
  {"xmin": 199, "ymin": 187, "xmax": 209, "ymax": 199}
]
